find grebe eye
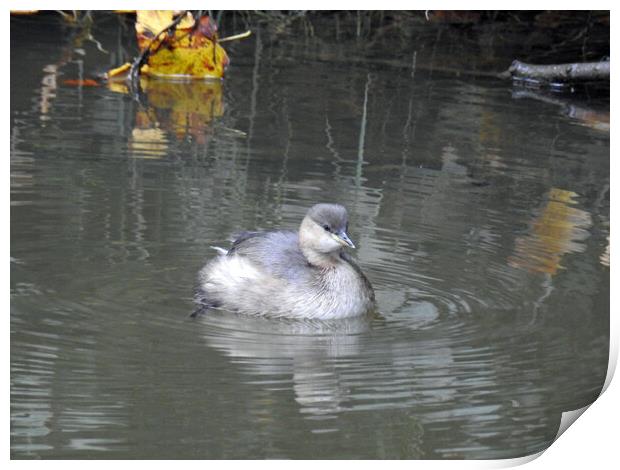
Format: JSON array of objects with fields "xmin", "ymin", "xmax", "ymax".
[{"xmin": 323, "ymin": 224, "xmax": 331, "ymax": 232}]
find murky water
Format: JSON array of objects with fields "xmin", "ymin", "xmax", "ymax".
[{"xmin": 11, "ymin": 13, "xmax": 609, "ymax": 459}]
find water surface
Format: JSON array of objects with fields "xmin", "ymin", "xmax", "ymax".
[{"xmin": 11, "ymin": 13, "xmax": 609, "ymax": 459}]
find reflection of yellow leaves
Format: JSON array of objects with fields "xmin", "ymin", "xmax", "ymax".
[
  {"xmin": 478, "ymin": 108, "xmax": 508, "ymax": 169},
  {"xmin": 142, "ymin": 79, "xmax": 223, "ymax": 116},
  {"xmin": 143, "ymin": 80, "xmax": 223, "ymax": 143},
  {"xmin": 509, "ymin": 188, "xmax": 591, "ymax": 275},
  {"xmin": 106, "ymin": 79, "xmax": 131, "ymax": 95},
  {"xmin": 600, "ymin": 235, "xmax": 609, "ymax": 267},
  {"xmin": 129, "ymin": 127, "xmax": 168, "ymax": 159},
  {"xmin": 479, "ymin": 109, "xmax": 503, "ymax": 148},
  {"xmin": 108, "ymin": 78, "xmax": 224, "ymax": 146},
  {"xmin": 106, "ymin": 79, "xmax": 223, "ymax": 121},
  {"xmin": 567, "ymin": 106, "xmax": 610, "ymax": 133}
]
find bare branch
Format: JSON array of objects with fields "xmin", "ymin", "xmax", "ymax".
[{"xmin": 500, "ymin": 59, "xmax": 610, "ymax": 83}]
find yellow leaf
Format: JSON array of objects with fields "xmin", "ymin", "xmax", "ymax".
[
  {"xmin": 107, "ymin": 62, "xmax": 131, "ymax": 79},
  {"xmin": 143, "ymin": 42, "xmax": 228, "ymax": 79},
  {"xmin": 136, "ymin": 10, "xmax": 195, "ymax": 38},
  {"xmin": 134, "ymin": 10, "xmax": 229, "ymax": 79}
]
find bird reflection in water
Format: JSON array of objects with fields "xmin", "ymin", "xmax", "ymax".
[{"xmin": 197, "ymin": 310, "xmax": 373, "ymax": 416}]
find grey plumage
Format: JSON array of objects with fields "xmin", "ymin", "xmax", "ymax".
[
  {"xmin": 227, "ymin": 231, "xmax": 314, "ymax": 283},
  {"xmin": 194, "ymin": 203, "xmax": 375, "ymax": 319},
  {"xmin": 306, "ymin": 203, "xmax": 348, "ymax": 232}
]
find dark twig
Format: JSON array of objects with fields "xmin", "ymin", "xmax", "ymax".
[{"xmin": 128, "ymin": 10, "xmax": 189, "ymax": 85}]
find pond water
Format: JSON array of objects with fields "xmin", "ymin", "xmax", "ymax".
[{"xmin": 11, "ymin": 13, "xmax": 609, "ymax": 459}]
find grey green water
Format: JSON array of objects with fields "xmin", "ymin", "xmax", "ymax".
[{"xmin": 11, "ymin": 13, "xmax": 609, "ymax": 459}]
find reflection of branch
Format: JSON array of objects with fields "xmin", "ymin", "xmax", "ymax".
[
  {"xmin": 38, "ymin": 12, "xmax": 108, "ymax": 119},
  {"xmin": 512, "ymin": 88, "xmax": 609, "ymax": 132},
  {"xmin": 86, "ymin": 32, "xmax": 108, "ymax": 53},
  {"xmin": 356, "ymin": 73, "xmax": 371, "ymax": 188},
  {"xmin": 247, "ymin": 30, "xmax": 262, "ymax": 143},
  {"xmin": 529, "ymin": 273, "xmax": 554, "ymax": 326},
  {"xmin": 56, "ymin": 10, "xmax": 78, "ymax": 22}
]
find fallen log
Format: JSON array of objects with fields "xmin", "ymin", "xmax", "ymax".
[{"xmin": 500, "ymin": 60, "xmax": 610, "ymax": 83}]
